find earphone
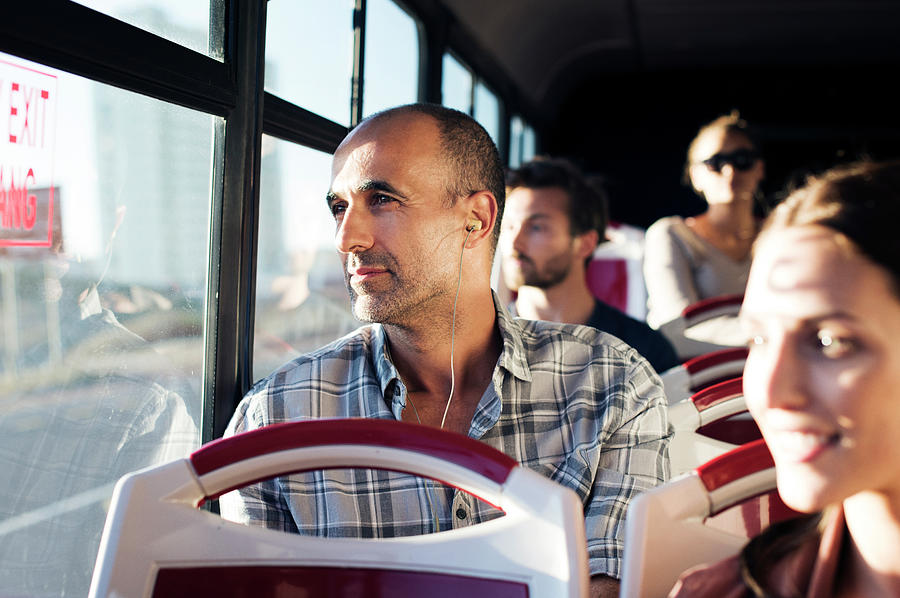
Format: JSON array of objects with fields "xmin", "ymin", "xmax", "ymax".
[
  {"xmin": 407, "ymin": 218, "xmax": 482, "ymax": 532},
  {"xmin": 441, "ymin": 223, "xmax": 475, "ymax": 428}
]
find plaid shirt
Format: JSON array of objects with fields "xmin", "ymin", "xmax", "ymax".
[{"xmin": 221, "ymin": 293, "xmax": 670, "ymax": 578}]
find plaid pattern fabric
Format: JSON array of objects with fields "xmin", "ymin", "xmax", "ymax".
[{"xmin": 221, "ymin": 293, "xmax": 670, "ymax": 578}]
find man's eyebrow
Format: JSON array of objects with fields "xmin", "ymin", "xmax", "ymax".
[
  {"xmin": 357, "ymin": 179, "xmax": 405, "ymax": 198},
  {"xmin": 326, "ymin": 180, "xmax": 407, "ymax": 207}
]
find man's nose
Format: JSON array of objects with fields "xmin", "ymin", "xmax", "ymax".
[{"xmin": 334, "ymin": 205, "xmax": 375, "ymax": 255}]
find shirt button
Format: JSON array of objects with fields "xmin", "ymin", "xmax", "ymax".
[{"xmin": 455, "ymin": 508, "xmax": 467, "ymax": 520}]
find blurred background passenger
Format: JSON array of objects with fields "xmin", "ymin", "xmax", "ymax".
[
  {"xmin": 0, "ymin": 208, "xmax": 198, "ymax": 597},
  {"xmin": 253, "ymin": 247, "xmax": 359, "ymax": 379},
  {"xmin": 644, "ymin": 112, "xmax": 765, "ymax": 329},
  {"xmin": 502, "ymin": 157, "xmax": 678, "ymax": 373},
  {"xmin": 669, "ymin": 161, "xmax": 900, "ymax": 597}
]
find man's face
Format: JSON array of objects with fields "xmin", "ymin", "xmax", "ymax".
[
  {"xmin": 327, "ymin": 114, "xmax": 464, "ymax": 325},
  {"xmin": 500, "ymin": 186, "xmax": 579, "ymax": 290}
]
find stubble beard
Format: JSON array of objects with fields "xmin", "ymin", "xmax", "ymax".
[
  {"xmin": 506, "ymin": 252, "xmax": 573, "ymax": 291},
  {"xmin": 345, "ymin": 250, "xmax": 446, "ymax": 327}
]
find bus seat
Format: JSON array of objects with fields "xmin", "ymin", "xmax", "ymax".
[
  {"xmin": 587, "ymin": 221, "xmax": 648, "ymax": 320},
  {"xmin": 668, "ymin": 378, "xmax": 761, "ymax": 477},
  {"xmin": 620, "ymin": 439, "xmax": 801, "ymax": 598},
  {"xmin": 657, "ymin": 295, "xmax": 745, "ymax": 360},
  {"xmin": 659, "ymin": 347, "xmax": 749, "ymax": 404},
  {"xmin": 586, "ymin": 258, "xmax": 629, "ymax": 314},
  {"xmin": 88, "ymin": 419, "xmax": 590, "ymax": 598}
]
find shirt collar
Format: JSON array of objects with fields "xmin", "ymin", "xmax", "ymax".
[
  {"xmin": 368, "ymin": 324, "xmax": 405, "ymax": 418},
  {"xmin": 492, "ymin": 292, "xmax": 533, "ymax": 383}
]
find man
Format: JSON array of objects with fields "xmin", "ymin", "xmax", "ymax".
[
  {"xmin": 503, "ymin": 157, "xmax": 679, "ymax": 373},
  {"xmin": 221, "ymin": 104, "xmax": 670, "ymax": 597}
]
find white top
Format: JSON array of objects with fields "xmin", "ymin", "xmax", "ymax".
[{"xmin": 643, "ymin": 216, "xmax": 751, "ymax": 328}]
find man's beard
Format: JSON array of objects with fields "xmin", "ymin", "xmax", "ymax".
[
  {"xmin": 506, "ymin": 251, "xmax": 572, "ymax": 290},
  {"xmin": 344, "ymin": 249, "xmax": 443, "ymax": 325}
]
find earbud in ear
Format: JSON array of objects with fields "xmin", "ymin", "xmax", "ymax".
[{"xmin": 466, "ymin": 220, "xmax": 482, "ymax": 232}]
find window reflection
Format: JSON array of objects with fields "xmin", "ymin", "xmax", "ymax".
[
  {"xmin": 254, "ymin": 136, "xmax": 358, "ymax": 381},
  {"xmin": 0, "ymin": 53, "xmax": 206, "ymax": 598},
  {"xmin": 74, "ymin": 0, "xmax": 219, "ymax": 59}
]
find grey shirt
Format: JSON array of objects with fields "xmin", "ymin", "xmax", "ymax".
[{"xmin": 643, "ymin": 216, "xmax": 751, "ymax": 328}]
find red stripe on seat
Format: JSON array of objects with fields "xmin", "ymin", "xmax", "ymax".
[
  {"xmin": 691, "ymin": 377, "xmax": 744, "ymax": 411},
  {"xmin": 684, "ymin": 347, "xmax": 749, "ymax": 375},
  {"xmin": 695, "ymin": 438, "xmax": 773, "ymax": 492},
  {"xmin": 190, "ymin": 419, "xmax": 518, "ymax": 485}
]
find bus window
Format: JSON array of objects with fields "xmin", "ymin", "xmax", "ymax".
[
  {"xmin": 253, "ymin": 136, "xmax": 357, "ymax": 382},
  {"xmin": 521, "ymin": 122, "xmax": 536, "ymax": 163},
  {"xmin": 265, "ymin": 0, "xmax": 355, "ymax": 127},
  {"xmin": 441, "ymin": 52, "xmax": 473, "ymax": 114},
  {"xmin": 0, "ymin": 52, "xmax": 207, "ymax": 598},
  {"xmin": 362, "ymin": 0, "xmax": 421, "ymax": 118},
  {"xmin": 474, "ymin": 81, "xmax": 501, "ymax": 145},
  {"xmin": 73, "ymin": 0, "xmax": 221, "ymax": 60},
  {"xmin": 509, "ymin": 115, "xmax": 537, "ymax": 167}
]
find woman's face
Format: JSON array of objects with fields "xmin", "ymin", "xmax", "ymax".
[
  {"xmin": 689, "ymin": 129, "xmax": 764, "ymax": 204},
  {"xmin": 741, "ymin": 225, "xmax": 900, "ymax": 512}
]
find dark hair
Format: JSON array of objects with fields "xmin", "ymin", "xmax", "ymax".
[
  {"xmin": 361, "ymin": 103, "xmax": 506, "ymax": 249},
  {"xmin": 505, "ymin": 157, "xmax": 609, "ymax": 246},
  {"xmin": 761, "ymin": 159, "xmax": 900, "ymax": 296},
  {"xmin": 684, "ymin": 111, "xmax": 762, "ymax": 185}
]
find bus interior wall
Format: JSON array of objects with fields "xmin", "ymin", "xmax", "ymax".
[{"xmin": 545, "ymin": 66, "xmax": 900, "ymax": 229}]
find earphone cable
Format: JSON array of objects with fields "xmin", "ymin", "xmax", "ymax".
[{"xmin": 440, "ymin": 227, "xmax": 473, "ymax": 429}]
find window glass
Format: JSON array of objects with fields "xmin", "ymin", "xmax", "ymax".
[
  {"xmin": 0, "ymin": 52, "xmax": 207, "ymax": 597},
  {"xmin": 474, "ymin": 81, "xmax": 500, "ymax": 144},
  {"xmin": 74, "ymin": 0, "xmax": 219, "ymax": 59},
  {"xmin": 254, "ymin": 136, "xmax": 358, "ymax": 381},
  {"xmin": 509, "ymin": 116, "xmax": 537, "ymax": 165},
  {"xmin": 522, "ymin": 122, "xmax": 537, "ymax": 162},
  {"xmin": 441, "ymin": 53, "xmax": 472, "ymax": 114},
  {"xmin": 266, "ymin": 0, "xmax": 355, "ymax": 126},
  {"xmin": 363, "ymin": 0, "xmax": 420, "ymax": 117},
  {"xmin": 509, "ymin": 115, "xmax": 524, "ymax": 167}
]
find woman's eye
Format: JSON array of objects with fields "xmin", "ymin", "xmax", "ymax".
[{"xmin": 816, "ymin": 329, "xmax": 856, "ymax": 358}]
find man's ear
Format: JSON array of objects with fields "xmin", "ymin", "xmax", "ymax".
[
  {"xmin": 462, "ymin": 190, "xmax": 498, "ymax": 248},
  {"xmin": 574, "ymin": 229, "xmax": 600, "ymax": 262}
]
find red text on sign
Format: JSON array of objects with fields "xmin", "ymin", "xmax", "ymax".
[
  {"xmin": 6, "ymin": 80, "xmax": 52, "ymax": 148},
  {"xmin": 0, "ymin": 166, "xmax": 38, "ymax": 230}
]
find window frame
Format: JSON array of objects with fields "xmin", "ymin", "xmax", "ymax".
[{"xmin": 0, "ymin": 0, "xmax": 538, "ymax": 445}]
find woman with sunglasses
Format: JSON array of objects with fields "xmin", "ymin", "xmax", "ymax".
[
  {"xmin": 669, "ymin": 160, "xmax": 900, "ymax": 597},
  {"xmin": 643, "ymin": 112, "xmax": 765, "ymax": 329}
]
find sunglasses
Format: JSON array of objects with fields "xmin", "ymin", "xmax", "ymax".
[{"xmin": 700, "ymin": 149, "xmax": 759, "ymax": 173}]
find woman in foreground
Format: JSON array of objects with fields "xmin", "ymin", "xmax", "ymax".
[{"xmin": 669, "ymin": 160, "xmax": 900, "ymax": 597}]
